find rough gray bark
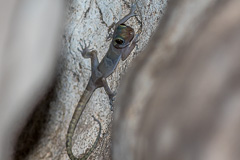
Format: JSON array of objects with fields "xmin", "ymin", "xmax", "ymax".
[
  {"xmin": 13, "ymin": 0, "xmax": 168, "ymax": 160},
  {"xmin": 113, "ymin": 0, "xmax": 240, "ymax": 160}
]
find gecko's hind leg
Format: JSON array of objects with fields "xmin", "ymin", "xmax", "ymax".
[{"xmin": 102, "ymin": 78, "xmax": 116, "ymax": 111}]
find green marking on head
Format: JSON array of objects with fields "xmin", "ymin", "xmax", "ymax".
[{"xmin": 113, "ymin": 24, "xmax": 135, "ymax": 49}]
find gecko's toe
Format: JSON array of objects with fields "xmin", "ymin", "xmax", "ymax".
[
  {"xmin": 110, "ymin": 101, "xmax": 114, "ymax": 111},
  {"xmin": 130, "ymin": 3, "xmax": 137, "ymax": 13},
  {"xmin": 109, "ymin": 93, "xmax": 116, "ymax": 111}
]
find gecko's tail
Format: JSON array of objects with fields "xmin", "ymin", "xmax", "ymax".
[
  {"xmin": 66, "ymin": 85, "xmax": 101, "ymax": 160},
  {"xmin": 80, "ymin": 115, "xmax": 101, "ymax": 160}
]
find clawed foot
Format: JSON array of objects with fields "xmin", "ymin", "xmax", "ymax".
[
  {"xmin": 78, "ymin": 40, "xmax": 94, "ymax": 58},
  {"xmin": 129, "ymin": 3, "xmax": 137, "ymax": 16},
  {"xmin": 109, "ymin": 92, "xmax": 117, "ymax": 111},
  {"xmin": 130, "ymin": 3, "xmax": 142, "ymax": 40},
  {"xmin": 132, "ymin": 33, "xmax": 140, "ymax": 44}
]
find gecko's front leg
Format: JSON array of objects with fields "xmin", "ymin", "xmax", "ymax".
[
  {"xmin": 78, "ymin": 40, "xmax": 99, "ymax": 69},
  {"xmin": 115, "ymin": 3, "xmax": 137, "ymax": 26},
  {"xmin": 78, "ymin": 40, "xmax": 102, "ymax": 82}
]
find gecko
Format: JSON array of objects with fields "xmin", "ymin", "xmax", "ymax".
[{"xmin": 66, "ymin": 3, "xmax": 142, "ymax": 160}]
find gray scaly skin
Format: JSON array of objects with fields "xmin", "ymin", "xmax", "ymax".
[{"xmin": 66, "ymin": 3, "xmax": 142, "ymax": 160}]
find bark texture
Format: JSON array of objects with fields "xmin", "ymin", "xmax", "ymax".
[{"xmin": 113, "ymin": 0, "xmax": 240, "ymax": 160}]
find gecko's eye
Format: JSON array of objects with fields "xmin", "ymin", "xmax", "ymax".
[{"xmin": 115, "ymin": 38, "xmax": 124, "ymax": 45}]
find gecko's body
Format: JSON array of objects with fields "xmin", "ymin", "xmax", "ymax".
[{"xmin": 66, "ymin": 4, "xmax": 141, "ymax": 160}]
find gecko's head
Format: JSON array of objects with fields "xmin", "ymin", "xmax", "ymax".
[{"xmin": 113, "ymin": 24, "xmax": 134, "ymax": 49}]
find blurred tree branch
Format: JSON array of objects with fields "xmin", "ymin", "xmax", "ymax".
[
  {"xmin": 0, "ymin": 1, "xmax": 63, "ymax": 160},
  {"xmin": 114, "ymin": 0, "xmax": 240, "ymax": 160}
]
